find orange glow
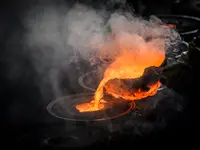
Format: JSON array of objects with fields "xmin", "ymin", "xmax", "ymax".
[
  {"xmin": 162, "ymin": 24, "xmax": 176, "ymax": 28},
  {"xmin": 105, "ymin": 80, "xmax": 161, "ymax": 100},
  {"xmin": 76, "ymin": 102, "xmax": 104, "ymax": 112},
  {"xmin": 76, "ymin": 38, "xmax": 165, "ymax": 112}
]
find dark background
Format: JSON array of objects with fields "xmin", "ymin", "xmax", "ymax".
[{"xmin": 0, "ymin": 0, "xmax": 199, "ymax": 148}]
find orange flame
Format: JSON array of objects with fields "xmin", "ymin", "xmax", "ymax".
[{"xmin": 76, "ymin": 38, "xmax": 165, "ymax": 112}]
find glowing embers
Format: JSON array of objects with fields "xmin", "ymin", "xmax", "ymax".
[{"xmin": 47, "ymin": 93, "xmax": 134, "ymax": 122}]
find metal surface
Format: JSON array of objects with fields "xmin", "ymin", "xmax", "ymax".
[
  {"xmin": 155, "ymin": 15, "xmax": 200, "ymax": 35},
  {"xmin": 47, "ymin": 93, "xmax": 134, "ymax": 122}
]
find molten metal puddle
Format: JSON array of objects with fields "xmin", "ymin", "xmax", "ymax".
[
  {"xmin": 75, "ymin": 100, "xmax": 105, "ymax": 112},
  {"xmin": 47, "ymin": 93, "xmax": 134, "ymax": 121}
]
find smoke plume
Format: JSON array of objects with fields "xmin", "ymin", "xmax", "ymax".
[{"xmin": 23, "ymin": 0, "xmax": 181, "ymax": 100}]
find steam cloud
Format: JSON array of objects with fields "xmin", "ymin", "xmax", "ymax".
[
  {"xmin": 23, "ymin": 0, "xmax": 181, "ymax": 100},
  {"xmin": 17, "ymin": 0, "xmax": 186, "ymax": 139}
]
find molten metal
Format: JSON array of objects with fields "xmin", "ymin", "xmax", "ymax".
[
  {"xmin": 76, "ymin": 38, "xmax": 165, "ymax": 112},
  {"xmin": 105, "ymin": 81, "xmax": 161, "ymax": 100},
  {"xmin": 75, "ymin": 101, "xmax": 105, "ymax": 112}
]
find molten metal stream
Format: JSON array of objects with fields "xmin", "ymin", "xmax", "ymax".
[{"xmin": 76, "ymin": 41, "xmax": 165, "ymax": 112}]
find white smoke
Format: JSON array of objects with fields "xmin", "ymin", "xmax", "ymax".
[{"xmin": 23, "ymin": 1, "xmax": 181, "ymax": 100}]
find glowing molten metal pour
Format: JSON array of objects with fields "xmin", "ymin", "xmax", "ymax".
[{"xmin": 76, "ymin": 41, "xmax": 165, "ymax": 112}]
